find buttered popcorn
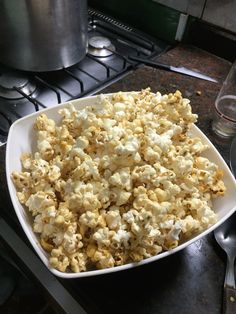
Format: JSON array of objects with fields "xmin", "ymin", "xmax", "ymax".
[{"xmin": 12, "ymin": 89, "xmax": 226, "ymax": 272}]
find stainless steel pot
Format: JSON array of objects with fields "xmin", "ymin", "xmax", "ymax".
[{"xmin": 0, "ymin": 0, "xmax": 88, "ymax": 72}]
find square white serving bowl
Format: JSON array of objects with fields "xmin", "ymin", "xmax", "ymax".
[{"xmin": 6, "ymin": 94, "xmax": 236, "ymax": 279}]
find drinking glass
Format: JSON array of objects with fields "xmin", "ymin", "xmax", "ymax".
[{"xmin": 212, "ymin": 61, "xmax": 236, "ymax": 137}]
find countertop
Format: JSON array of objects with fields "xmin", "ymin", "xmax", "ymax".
[{"xmin": 0, "ymin": 44, "xmax": 234, "ymax": 314}]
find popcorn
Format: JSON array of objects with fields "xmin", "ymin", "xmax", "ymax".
[
  {"xmin": 111, "ymin": 229, "xmax": 131, "ymax": 249},
  {"xmin": 62, "ymin": 232, "xmax": 83, "ymax": 254},
  {"xmin": 105, "ymin": 208, "xmax": 121, "ymax": 230},
  {"xmin": 12, "ymin": 88, "xmax": 226, "ymax": 273},
  {"xmin": 79, "ymin": 211, "xmax": 99, "ymax": 229},
  {"xmin": 50, "ymin": 246, "xmax": 70, "ymax": 272},
  {"xmin": 70, "ymin": 252, "xmax": 87, "ymax": 273}
]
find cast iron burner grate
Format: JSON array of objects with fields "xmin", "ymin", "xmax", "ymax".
[{"xmin": 0, "ymin": 8, "xmax": 169, "ymax": 145}]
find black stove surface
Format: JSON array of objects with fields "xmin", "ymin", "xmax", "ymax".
[
  {"xmin": 0, "ymin": 8, "xmax": 170, "ymax": 314},
  {"xmin": 0, "ymin": 8, "xmax": 169, "ymax": 146}
]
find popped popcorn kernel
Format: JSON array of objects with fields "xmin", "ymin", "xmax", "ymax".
[{"xmin": 12, "ymin": 88, "xmax": 226, "ymax": 273}]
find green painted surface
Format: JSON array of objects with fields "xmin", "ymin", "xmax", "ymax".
[
  {"xmin": 89, "ymin": 0, "xmax": 181, "ymax": 43},
  {"xmin": 182, "ymin": 15, "xmax": 197, "ymax": 42}
]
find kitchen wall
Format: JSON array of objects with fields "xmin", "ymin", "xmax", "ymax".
[
  {"xmin": 89, "ymin": 0, "xmax": 236, "ymax": 57},
  {"xmin": 89, "ymin": 0, "xmax": 187, "ymax": 43},
  {"xmin": 153, "ymin": 0, "xmax": 236, "ymax": 34},
  {"xmin": 152, "ymin": 0, "xmax": 205, "ymax": 18}
]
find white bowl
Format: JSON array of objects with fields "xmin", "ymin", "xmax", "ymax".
[{"xmin": 6, "ymin": 94, "xmax": 236, "ymax": 279}]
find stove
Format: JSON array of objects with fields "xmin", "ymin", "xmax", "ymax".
[
  {"xmin": 0, "ymin": 8, "xmax": 169, "ymax": 313},
  {"xmin": 0, "ymin": 8, "xmax": 168, "ymax": 146}
]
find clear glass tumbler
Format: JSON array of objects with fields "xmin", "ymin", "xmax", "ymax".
[{"xmin": 212, "ymin": 60, "xmax": 236, "ymax": 138}]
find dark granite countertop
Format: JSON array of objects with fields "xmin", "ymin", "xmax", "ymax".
[{"xmin": 0, "ymin": 44, "xmax": 234, "ymax": 314}]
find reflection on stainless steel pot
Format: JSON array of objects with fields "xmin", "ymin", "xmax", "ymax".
[{"xmin": 0, "ymin": 0, "xmax": 88, "ymax": 72}]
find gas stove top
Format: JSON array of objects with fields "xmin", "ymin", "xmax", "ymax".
[{"xmin": 0, "ymin": 8, "xmax": 168, "ymax": 145}]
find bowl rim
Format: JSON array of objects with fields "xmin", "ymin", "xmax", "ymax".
[{"xmin": 6, "ymin": 93, "xmax": 236, "ymax": 279}]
